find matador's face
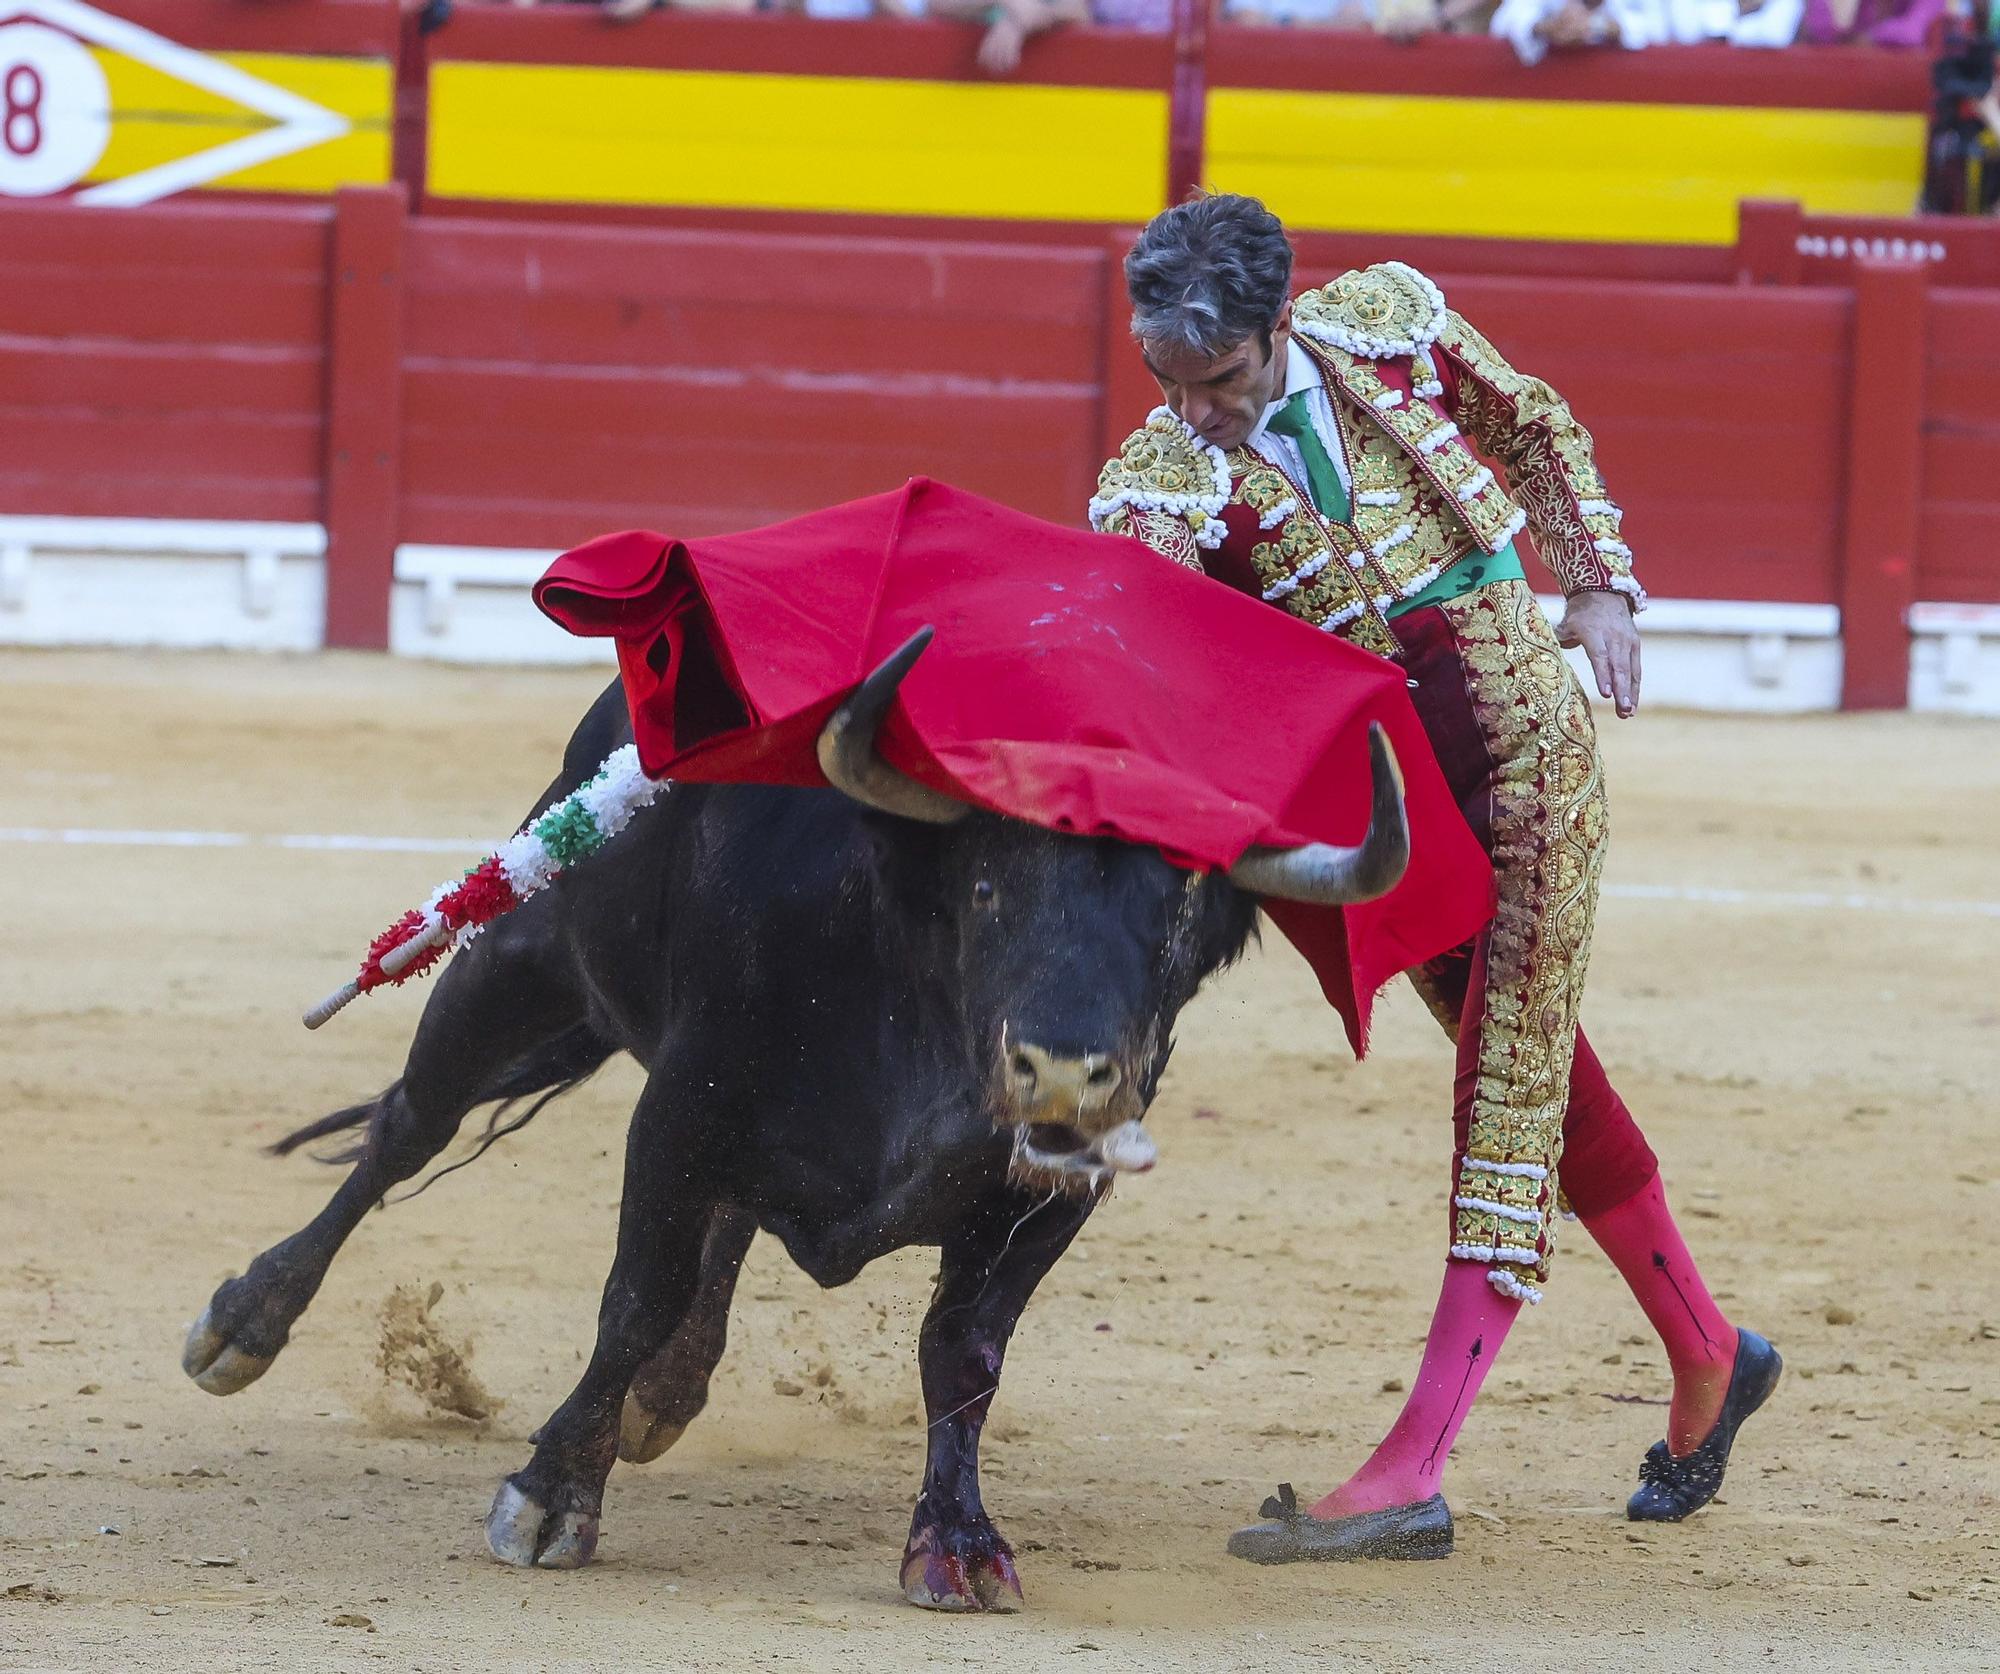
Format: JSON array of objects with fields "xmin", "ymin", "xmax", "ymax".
[{"xmin": 1139, "ymin": 299, "xmax": 1293, "ymax": 454}]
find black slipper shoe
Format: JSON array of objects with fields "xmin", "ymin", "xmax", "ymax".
[
  {"xmin": 1627, "ymin": 1328, "xmax": 1783, "ymax": 1523},
  {"xmin": 1226, "ymin": 1483, "xmax": 1454, "ymax": 1564}
]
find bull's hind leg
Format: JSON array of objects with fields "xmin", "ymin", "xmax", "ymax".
[
  {"xmin": 486, "ymin": 1072, "xmax": 719, "ymax": 1569},
  {"xmin": 903, "ymin": 1189, "xmax": 1093, "ymax": 1613},
  {"xmin": 182, "ymin": 912, "xmax": 612, "ymax": 1395},
  {"xmin": 618, "ymin": 1204, "xmax": 758, "ymax": 1463}
]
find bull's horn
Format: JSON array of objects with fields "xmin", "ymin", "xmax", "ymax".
[
  {"xmin": 1226, "ymin": 723, "xmax": 1410, "ymax": 906},
  {"xmin": 816, "ymin": 627, "xmax": 968, "ymax": 826}
]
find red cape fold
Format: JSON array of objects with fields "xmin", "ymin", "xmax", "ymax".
[{"xmin": 534, "ymin": 477, "xmax": 1494, "ymax": 1055}]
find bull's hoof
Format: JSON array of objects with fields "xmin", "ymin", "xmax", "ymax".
[
  {"xmin": 900, "ymin": 1520, "xmax": 1023, "ymax": 1613},
  {"xmin": 180, "ymin": 1302, "xmax": 277, "ymax": 1396},
  {"xmin": 616, "ymin": 1392, "xmax": 687, "ymax": 1464},
  {"xmin": 484, "ymin": 1478, "xmax": 599, "ymax": 1570}
]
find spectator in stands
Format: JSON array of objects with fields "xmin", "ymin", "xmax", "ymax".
[
  {"xmin": 1493, "ymin": 0, "xmax": 1799, "ymax": 58},
  {"xmin": 930, "ymin": 0, "xmax": 1166, "ymax": 74},
  {"xmin": 1438, "ymin": 0, "xmax": 1504, "ymax": 30},
  {"xmin": 1668, "ymin": 0, "xmax": 1804, "ymax": 42},
  {"xmin": 1491, "ymin": 0, "xmax": 1658, "ymax": 58},
  {"xmin": 1801, "ymin": 0, "xmax": 1945, "ymax": 43},
  {"xmin": 1223, "ymin": 0, "xmax": 1444, "ymax": 36}
]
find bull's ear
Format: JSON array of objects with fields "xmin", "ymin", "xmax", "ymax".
[{"xmin": 854, "ymin": 804, "xmax": 958, "ymax": 912}]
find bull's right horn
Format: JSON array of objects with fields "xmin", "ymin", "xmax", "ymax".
[
  {"xmin": 816, "ymin": 627, "xmax": 969, "ymax": 826},
  {"xmin": 1226, "ymin": 723, "xmax": 1410, "ymax": 907}
]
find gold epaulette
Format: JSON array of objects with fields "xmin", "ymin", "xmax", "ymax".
[
  {"xmin": 1293, "ymin": 261, "xmax": 1449, "ymax": 362},
  {"xmin": 1089, "ymin": 406, "xmax": 1232, "ymax": 552}
]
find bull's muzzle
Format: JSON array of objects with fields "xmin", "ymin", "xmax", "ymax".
[
  {"xmin": 1006, "ymin": 1042, "xmax": 1122, "ymax": 1116},
  {"xmin": 997, "ymin": 1037, "xmax": 1154, "ymax": 1190}
]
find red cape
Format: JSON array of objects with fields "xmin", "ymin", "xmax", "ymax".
[{"xmin": 534, "ymin": 477, "xmax": 1493, "ymax": 1055}]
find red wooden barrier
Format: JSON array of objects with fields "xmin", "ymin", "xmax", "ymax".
[
  {"xmin": 3, "ymin": 193, "xmax": 1997, "ymax": 703},
  {"xmin": 323, "ymin": 185, "xmax": 408, "ymax": 651},
  {"xmin": 397, "ymin": 221, "xmax": 1108, "ymax": 550},
  {"xmin": 1920, "ymin": 287, "xmax": 2000, "ymax": 609},
  {"xmin": 1740, "ymin": 200, "xmax": 2000, "ymax": 288},
  {"xmin": 1839, "ymin": 260, "xmax": 1929, "ymax": 709},
  {"xmin": 0, "ymin": 199, "xmax": 328, "ymax": 523}
]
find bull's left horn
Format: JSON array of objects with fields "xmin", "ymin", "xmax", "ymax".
[
  {"xmin": 1226, "ymin": 723, "xmax": 1409, "ymax": 906},
  {"xmin": 817, "ymin": 627, "xmax": 969, "ymax": 826}
]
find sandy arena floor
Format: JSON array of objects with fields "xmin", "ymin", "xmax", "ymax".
[{"xmin": 2, "ymin": 649, "xmax": 1996, "ymax": 1673}]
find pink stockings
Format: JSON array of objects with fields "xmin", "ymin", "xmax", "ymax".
[
  {"xmin": 1311, "ymin": 1172, "xmax": 1738, "ymax": 1519},
  {"xmin": 1580, "ymin": 1173, "xmax": 1738, "ymax": 1455},
  {"xmin": 1311, "ymin": 1258, "xmax": 1517, "ymax": 1518}
]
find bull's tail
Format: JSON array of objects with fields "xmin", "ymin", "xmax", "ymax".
[
  {"xmin": 269, "ymin": 1098, "xmax": 378, "ymax": 1159},
  {"xmin": 267, "ymin": 1020, "xmax": 617, "ymax": 1195}
]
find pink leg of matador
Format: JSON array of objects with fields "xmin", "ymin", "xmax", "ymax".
[{"xmin": 1313, "ymin": 1012, "xmax": 1738, "ymax": 1519}]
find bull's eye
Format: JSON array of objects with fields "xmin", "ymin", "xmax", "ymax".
[{"xmin": 972, "ymin": 879, "xmax": 997, "ymax": 908}]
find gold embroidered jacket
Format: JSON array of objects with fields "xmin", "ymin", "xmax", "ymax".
[{"xmin": 1089, "ymin": 262, "xmax": 1645, "ymax": 660}]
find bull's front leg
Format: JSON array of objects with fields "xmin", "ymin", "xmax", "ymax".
[
  {"xmin": 903, "ymin": 1189, "xmax": 1092, "ymax": 1613},
  {"xmin": 485, "ymin": 1074, "xmax": 720, "ymax": 1571}
]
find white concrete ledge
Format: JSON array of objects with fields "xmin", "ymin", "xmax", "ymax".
[
  {"xmin": 390, "ymin": 544, "xmax": 612, "ymax": 666},
  {"xmin": 2, "ymin": 520, "xmax": 1991, "ymax": 714},
  {"xmin": 0, "ymin": 516, "xmax": 327, "ymax": 651},
  {"xmin": 1909, "ymin": 602, "xmax": 2000, "ymax": 716},
  {"xmin": 1538, "ymin": 593, "xmax": 1843, "ymax": 713}
]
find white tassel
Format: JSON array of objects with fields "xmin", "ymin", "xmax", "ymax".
[
  {"xmin": 1394, "ymin": 563, "xmax": 1442, "ymax": 599},
  {"xmin": 1454, "ymin": 1195, "xmax": 1542, "ymax": 1225},
  {"xmin": 1460, "ymin": 1157, "xmax": 1549, "ymax": 1180},
  {"xmin": 1449, "ymin": 1241, "xmax": 1541, "ymax": 1266},
  {"xmin": 1486, "ymin": 1269, "xmax": 1544, "ymax": 1305},
  {"xmin": 1261, "ymin": 548, "xmax": 1334, "ymax": 603},
  {"xmin": 1369, "ymin": 522, "xmax": 1416, "ymax": 561},
  {"xmin": 1319, "ymin": 599, "xmax": 1367, "ymax": 630}
]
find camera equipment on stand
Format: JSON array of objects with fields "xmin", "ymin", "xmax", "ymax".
[{"xmin": 1922, "ymin": 2, "xmax": 1999, "ymax": 213}]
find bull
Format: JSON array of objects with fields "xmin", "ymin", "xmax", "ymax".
[{"xmin": 180, "ymin": 633, "xmax": 1407, "ymax": 1611}]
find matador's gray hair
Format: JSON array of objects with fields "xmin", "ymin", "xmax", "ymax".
[{"xmin": 1124, "ymin": 192, "xmax": 1295, "ymax": 359}]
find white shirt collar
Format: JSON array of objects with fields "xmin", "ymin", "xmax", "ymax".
[{"xmin": 1251, "ymin": 338, "xmax": 1322, "ymax": 443}]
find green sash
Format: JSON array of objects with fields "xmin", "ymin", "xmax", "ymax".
[{"xmin": 1388, "ymin": 542, "xmax": 1526, "ymax": 618}]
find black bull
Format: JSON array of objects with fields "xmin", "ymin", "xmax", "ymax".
[{"xmin": 181, "ymin": 636, "xmax": 1407, "ymax": 1611}]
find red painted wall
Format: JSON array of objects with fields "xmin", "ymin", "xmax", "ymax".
[
  {"xmin": 1440, "ymin": 277, "xmax": 1852, "ymax": 606},
  {"xmin": 3, "ymin": 193, "xmax": 1996, "ymax": 675},
  {"xmin": 1921, "ymin": 288, "xmax": 2000, "ymax": 606},
  {"xmin": 398, "ymin": 221, "xmax": 1109, "ymax": 549},
  {"xmin": 0, "ymin": 201, "xmax": 328, "ymax": 524}
]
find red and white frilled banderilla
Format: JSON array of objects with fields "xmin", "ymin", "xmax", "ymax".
[{"xmin": 302, "ymin": 744, "xmax": 667, "ymax": 1030}]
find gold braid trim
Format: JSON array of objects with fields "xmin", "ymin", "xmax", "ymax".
[
  {"xmin": 1096, "ymin": 502, "xmax": 1203, "ymax": 572},
  {"xmin": 1091, "ymin": 408, "xmax": 1232, "ymax": 559},
  {"xmin": 1435, "ymin": 310, "xmax": 1644, "ymax": 607},
  {"xmin": 1445, "ymin": 580, "xmax": 1608, "ymax": 1291}
]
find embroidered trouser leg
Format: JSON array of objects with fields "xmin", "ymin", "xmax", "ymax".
[
  {"xmin": 1412, "ymin": 950, "xmax": 1660, "ymax": 1235},
  {"xmin": 1393, "ymin": 579, "xmax": 1621, "ymax": 1299}
]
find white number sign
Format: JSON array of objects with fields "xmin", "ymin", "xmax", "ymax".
[{"xmin": 0, "ymin": 20, "xmax": 111, "ymax": 197}]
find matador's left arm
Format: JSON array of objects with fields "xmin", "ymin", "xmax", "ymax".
[{"xmin": 1431, "ymin": 309, "xmax": 1647, "ymax": 613}]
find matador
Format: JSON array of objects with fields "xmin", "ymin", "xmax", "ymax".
[{"xmin": 1091, "ymin": 193, "xmax": 1781, "ymax": 1562}]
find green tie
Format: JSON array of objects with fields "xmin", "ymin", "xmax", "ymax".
[{"xmin": 1264, "ymin": 390, "xmax": 1351, "ymax": 524}]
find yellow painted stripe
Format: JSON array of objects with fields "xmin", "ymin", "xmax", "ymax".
[
  {"xmin": 1210, "ymin": 88, "xmax": 1923, "ymax": 246},
  {"xmin": 429, "ymin": 62, "xmax": 1166, "ymax": 221},
  {"xmin": 85, "ymin": 50, "xmax": 390, "ymax": 196}
]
